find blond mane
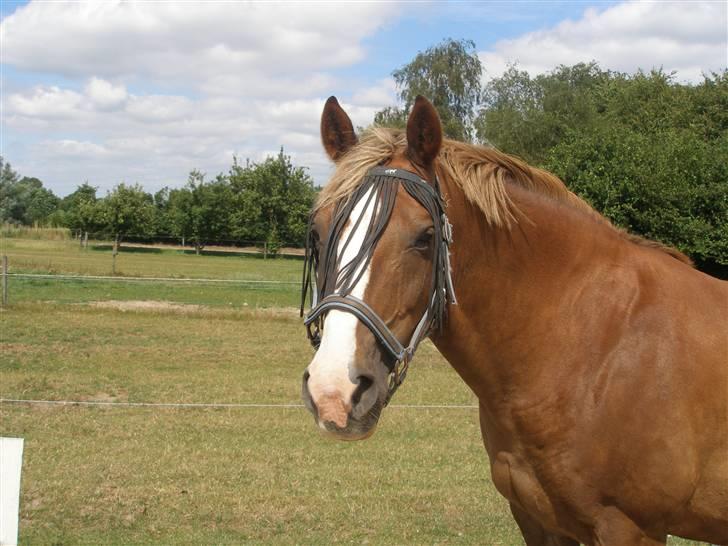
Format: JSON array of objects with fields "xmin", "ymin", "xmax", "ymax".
[{"xmin": 316, "ymin": 128, "xmax": 691, "ymax": 264}]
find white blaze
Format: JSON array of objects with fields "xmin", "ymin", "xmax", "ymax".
[{"xmin": 307, "ymin": 188, "xmax": 376, "ymax": 415}]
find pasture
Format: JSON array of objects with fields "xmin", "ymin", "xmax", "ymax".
[
  {"xmin": 0, "ymin": 237, "xmax": 705, "ymax": 544},
  {"xmin": 1, "ymin": 237, "xmax": 302, "ymax": 280},
  {"xmin": 1, "ymin": 237, "xmax": 302, "ymax": 308}
]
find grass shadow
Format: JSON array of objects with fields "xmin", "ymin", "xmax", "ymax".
[
  {"xmin": 90, "ymin": 244, "xmax": 163, "ymax": 255},
  {"xmin": 179, "ymin": 248, "xmax": 305, "ymax": 261}
]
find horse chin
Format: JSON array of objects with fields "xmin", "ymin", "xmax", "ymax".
[
  {"xmin": 318, "ymin": 422, "xmax": 378, "ymax": 441},
  {"xmin": 315, "ymin": 400, "xmax": 383, "ymax": 441}
]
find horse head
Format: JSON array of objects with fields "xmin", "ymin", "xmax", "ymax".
[{"xmin": 300, "ymin": 96, "xmax": 454, "ymax": 440}]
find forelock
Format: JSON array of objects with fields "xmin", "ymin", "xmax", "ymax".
[{"xmin": 315, "ymin": 128, "xmax": 407, "ymax": 212}]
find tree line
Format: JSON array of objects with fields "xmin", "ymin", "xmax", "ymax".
[{"xmin": 0, "ymin": 149, "xmax": 318, "ymax": 254}]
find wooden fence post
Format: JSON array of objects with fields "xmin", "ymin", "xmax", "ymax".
[
  {"xmin": 263, "ymin": 241, "xmax": 268, "ymax": 260},
  {"xmin": 112, "ymin": 234, "xmax": 119, "ymax": 275},
  {"xmin": 2, "ymin": 255, "xmax": 8, "ymax": 307}
]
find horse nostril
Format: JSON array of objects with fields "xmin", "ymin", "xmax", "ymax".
[
  {"xmin": 301, "ymin": 370, "xmax": 315, "ymax": 413},
  {"xmin": 351, "ymin": 375, "xmax": 374, "ymax": 407}
]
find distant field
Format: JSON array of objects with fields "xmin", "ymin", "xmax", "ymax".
[
  {"xmin": 1, "ymin": 237, "xmax": 302, "ymax": 308},
  {"xmin": 1, "ymin": 237, "xmax": 303, "ymax": 280},
  {"xmin": 8, "ymin": 276, "xmax": 300, "ymax": 308},
  {"xmin": 0, "ymin": 224, "xmax": 72, "ymax": 241}
]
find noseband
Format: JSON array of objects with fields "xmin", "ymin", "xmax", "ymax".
[{"xmin": 301, "ymin": 165, "xmax": 457, "ymax": 405}]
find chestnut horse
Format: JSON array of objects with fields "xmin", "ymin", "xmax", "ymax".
[{"xmin": 300, "ymin": 95, "xmax": 728, "ymax": 545}]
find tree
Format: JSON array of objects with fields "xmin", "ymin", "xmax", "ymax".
[
  {"xmin": 0, "ymin": 158, "xmax": 61, "ymax": 226},
  {"xmin": 373, "ymin": 106, "xmax": 407, "ymax": 129},
  {"xmin": 478, "ymin": 63, "xmax": 728, "ymax": 272},
  {"xmin": 475, "ymin": 62, "xmax": 610, "ymax": 163},
  {"xmin": 166, "ymin": 187, "xmax": 194, "ymax": 247},
  {"xmin": 375, "ymin": 38, "xmax": 483, "ymax": 141},
  {"xmin": 96, "ymin": 183, "xmax": 156, "ymax": 272},
  {"xmin": 0, "ymin": 156, "xmax": 21, "ymax": 223},
  {"xmin": 282, "ymin": 157, "xmax": 318, "ymax": 247},
  {"xmin": 60, "ymin": 182, "xmax": 100, "ymax": 243},
  {"xmin": 228, "ymin": 148, "xmax": 316, "ymax": 251},
  {"xmin": 167, "ymin": 171, "xmax": 233, "ymax": 254},
  {"xmin": 152, "ymin": 187, "xmax": 173, "ymax": 237},
  {"xmin": 21, "ymin": 178, "xmax": 61, "ymax": 225},
  {"xmin": 546, "ymin": 123, "xmax": 728, "ymax": 269}
]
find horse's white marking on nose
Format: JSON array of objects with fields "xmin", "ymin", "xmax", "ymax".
[{"xmin": 307, "ymin": 187, "xmax": 376, "ymax": 414}]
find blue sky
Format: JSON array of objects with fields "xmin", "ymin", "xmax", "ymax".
[
  {"xmin": 1, "ymin": 1, "xmax": 725, "ymax": 196},
  {"xmin": 341, "ymin": 2, "xmax": 614, "ymax": 80}
]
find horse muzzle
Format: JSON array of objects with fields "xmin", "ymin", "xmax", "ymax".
[{"xmin": 301, "ymin": 369, "xmax": 384, "ymax": 440}]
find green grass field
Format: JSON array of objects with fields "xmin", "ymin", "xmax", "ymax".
[
  {"xmin": 1, "ymin": 237, "xmax": 303, "ymax": 280},
  {"xmin": 1, "ymin": 237, "xmax": 302, "ymax": 308},
  {"xmin": 9, "ymin": 276, "xmax": 301, "ymax": 309},
  {"xmin": 0, "ymin": 237, "xmax": 706, "ymax": 545},
  {"xmin": 2, "ymin": 303, "xmax": 510, "ymax": 545}
]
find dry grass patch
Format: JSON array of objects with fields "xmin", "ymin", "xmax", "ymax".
[
  {"xmin": 86, "ymin": 300, "xmax": 301, "ymax": 318},
  {"xmin": 88, "ymin": 300, "xmax": 205, "ymax": 313}
]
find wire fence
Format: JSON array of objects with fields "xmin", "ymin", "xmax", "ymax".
[
  {"xmin": 0, "ymin": 398, "xmax": 479, "ymax": 410},
  {"xmin": 6, "ymin": 273, "xmax": 298, "ymax": 285},
  {"xmin": 1, "ymin": 256, "xmax": 303, "ymax": 308}
]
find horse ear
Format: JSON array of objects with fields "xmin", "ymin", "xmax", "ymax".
[
  {"xmin": 321, "ymin": 96, "xmax": 358, "ymax": 161},
  {"xmin": 406, "ymin": 95, "xmax": 442, "ymax": 168}
]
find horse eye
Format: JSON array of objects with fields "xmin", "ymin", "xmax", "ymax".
[{"xmin": 413, "ymin": 227, "xmax": 434, "ymax": 251}]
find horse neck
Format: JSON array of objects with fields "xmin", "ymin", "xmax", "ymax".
[{"xmin": 432, "ymin": 177, "xmax": 627, "ymax": 404}]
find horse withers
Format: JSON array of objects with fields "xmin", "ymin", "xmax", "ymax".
[{"xmin": 300, "ymin": 95, "xmax": 728, "ymax": 545}]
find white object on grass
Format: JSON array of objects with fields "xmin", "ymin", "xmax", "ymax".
[{"xmin": 0, "ymin": 438, "xmax": 24, "ymax": 546}]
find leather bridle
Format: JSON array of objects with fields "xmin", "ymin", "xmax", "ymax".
[{"xmin": 301, "ymin": 165, "xmax": 457, "ymax": 404}]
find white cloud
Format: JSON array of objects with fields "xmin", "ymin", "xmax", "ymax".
[
  {"xmin": 7, "ymin": 86, "xmax": 85, "ymax": 119},
  {"xmin": 479, "ymin": 1, "xmax": 727, "ymax": 82},
  {"xmin": 42, "ymin": 139, "xmax": 110, "ymax": 158},
  {"xmin": 350, "ymin": 78, "xmax": 398, "ymax": 108},
  {"xmin": 4, "ymin": 81, "xmax": 387, "ymax": 195},
  {"xmin": 85, "ymin": 78, "xmax": 127, "ymax": 111},
  {"xmin": 125, "ymin": 95, "xmax": 194, "ymax": 123},
  {"xmin": 1, "ymin": 2, "xmax": 400, "ymax": 98}
]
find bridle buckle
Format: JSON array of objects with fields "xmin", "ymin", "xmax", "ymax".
[
  {"xmin": 384, "ymin": 348, "xmax": 413, "ymax": 406},
  {"xmin": 442, "ymin": 214, "xmax": 454, "ymax": 245}
]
